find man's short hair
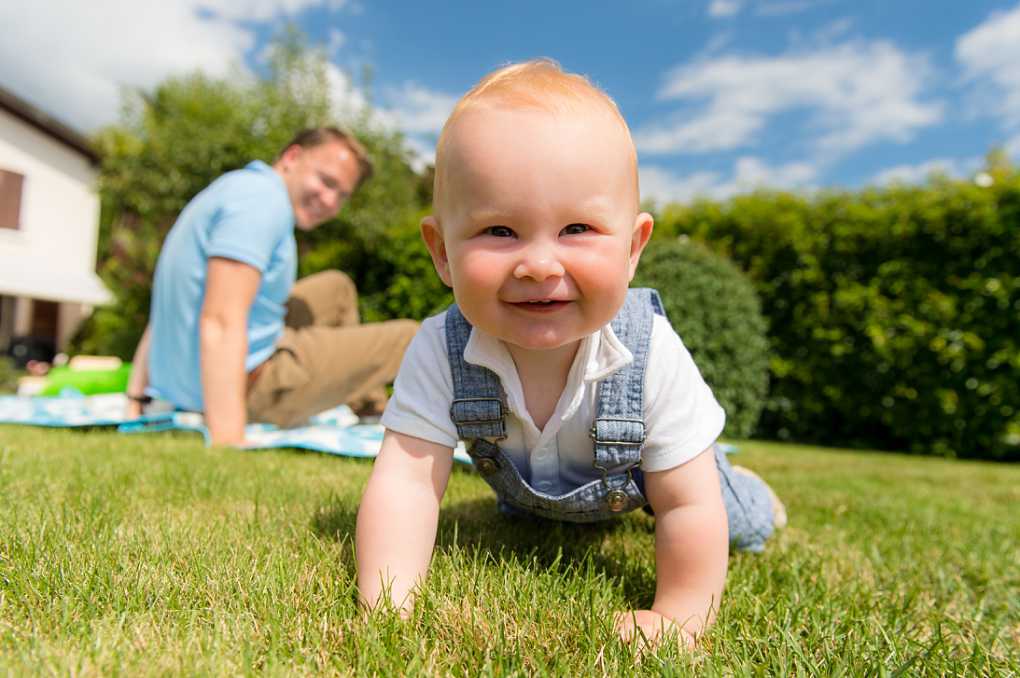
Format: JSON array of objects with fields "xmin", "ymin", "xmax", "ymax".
[{"xmin": 279, "ymin": 126, "xmax": 374, "ymax": 189}]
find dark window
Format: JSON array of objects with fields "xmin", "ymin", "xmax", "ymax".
[{"xmin": 0, "ymin": 169, "xmax": 25, "ymax": 230}]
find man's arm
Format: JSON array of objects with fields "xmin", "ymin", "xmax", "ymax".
[
  {"xmin": 200, "ymin": 256, "xmax": 261, "ymax": 446},
  {"xmin": 356, "ymin": 429, "xmax": 454, "ymax": 612},
  {"xmin": 616, "ymin": 446, "xmax": 729, "ymax": 648}
]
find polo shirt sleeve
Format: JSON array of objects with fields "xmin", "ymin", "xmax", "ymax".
[
  {"xmin": 640, "ymin": 315, "xmax": 727, "ymax": 472},
  {"xmin": 380, "ymin": 313, "xmax": 460, "ymax": 449},
  {"xmin": 205, "ymin": 175, "xmax": 293, "ymax": 273}
]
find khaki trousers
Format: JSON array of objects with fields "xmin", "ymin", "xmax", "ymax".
[{"xmin": 246, "ymin": 270, "xmax": 418, "ymax": 427}]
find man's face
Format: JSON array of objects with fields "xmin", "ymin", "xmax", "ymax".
[
  {"xmin": 422, "ymin": 106, "xmax": 653, "ymax": 353},
  {"xmin": 275, "ymin": 139, "xmax": 362, "ymax": 230}
]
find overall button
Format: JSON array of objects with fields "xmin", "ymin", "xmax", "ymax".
[
  {"xmin": 535, "ymin": 480, "xmax": 554, "ymax": 492},
  {"xmin": 607, "ymin": 490, "xmax": 628, "ymax": 512},
  {"xmin": 475, "ymin": 457, "xmax": 498, "ymax": 475}
]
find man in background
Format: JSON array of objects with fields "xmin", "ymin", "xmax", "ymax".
[{"xmin": 126, "ymin": 128, "xmax": 417, "ymax": 445}]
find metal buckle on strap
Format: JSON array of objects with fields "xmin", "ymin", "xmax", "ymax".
[
  {"xmin": 450, "ymin": 396, "xmax": 504, "ymax": 422},
  {"xmin": 451, "ymin": 397, "xmax": 507, "ymax": 441},
  {"xmin": 589, "ymin": 418, "xmax": 646, "ymax": 446}
]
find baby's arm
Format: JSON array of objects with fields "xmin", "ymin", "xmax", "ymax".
[
  {"xmin": 356, "ymin": 429, "xmax": 454, "ymax": 612},
  {"xmin": 617, "ymin": 446, "xmax": 728, "ymax": 647}
]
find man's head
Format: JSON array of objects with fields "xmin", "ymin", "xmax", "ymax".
[
  {"xmin": 421, "ymin": 59, "xmax": 653, "ymax": 352},
  {"xmin": 273, "ymin": 127, "xmax": 373, "ymax": 231}
]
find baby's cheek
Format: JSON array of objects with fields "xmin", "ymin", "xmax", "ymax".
[{"xmin": 457, "ymin": 252, "xmax": 505, "ymax": 284}]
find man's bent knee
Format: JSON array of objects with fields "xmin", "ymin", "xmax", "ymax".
[{"xmin": 303, "ymin": 269, "xmax": 357, "ymax": 297}]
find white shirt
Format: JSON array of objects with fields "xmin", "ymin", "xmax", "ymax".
[{"xmin": 381, "ymin": 311, "xmax": 726, "ymax": 492}]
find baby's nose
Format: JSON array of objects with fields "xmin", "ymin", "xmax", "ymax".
[{"xmin": 513, "ymin": 250, "xmax": 565, "ymax": 280}]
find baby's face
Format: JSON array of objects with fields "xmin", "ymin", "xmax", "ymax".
[{"xmin": 423, "ymin": 105, "xmax": 653, "ymax": 352}]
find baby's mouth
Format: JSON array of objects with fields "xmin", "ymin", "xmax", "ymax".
[{"xmin": 508, "ymin": 299, "xmax": 571, "ymax": 312}]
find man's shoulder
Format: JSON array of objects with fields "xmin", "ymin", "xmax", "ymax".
[{"xmin": 210, "ymin": 162, "xmax": 287, "ymax": 202}]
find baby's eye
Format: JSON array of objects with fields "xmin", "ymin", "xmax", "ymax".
[
  {"xmin": 561, "ymin": 223, "xmax": 591, "ymax": 235},
  {"xmin": 484, "ymin": 225, "xmax": 515, "ymax": 238}
]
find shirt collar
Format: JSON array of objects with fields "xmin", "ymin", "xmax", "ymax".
[{"xmin": 462, "ymin": 322, "xmax": 634, "ymax": 394}]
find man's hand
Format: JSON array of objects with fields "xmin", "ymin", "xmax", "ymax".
[
  {"xmin": 124, "ymin": 398, "xmax": 144, "ymax": 420},
  {"xmin": 615, "ymin": 609, "xmax": 696, "ymax": 651}
]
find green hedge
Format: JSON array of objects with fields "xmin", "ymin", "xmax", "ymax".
[
  {"xmin": 655, "ymin": 163, "xmax": 1020, "ymax": 460},
  {"xmin": 633, "ymin": 239, "xmax": 770, "ymax": 439}
]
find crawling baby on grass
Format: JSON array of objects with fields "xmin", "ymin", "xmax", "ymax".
[{"xmin": 356, "ymin": 59, "xmax": 784, "ymax": 649}]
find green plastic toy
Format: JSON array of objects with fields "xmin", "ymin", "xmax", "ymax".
[{"xmin": 37, "ymin": 363, "xmax": 133, "ymax": 397}]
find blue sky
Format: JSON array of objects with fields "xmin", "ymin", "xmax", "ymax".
[{"xmin": 3, "ymin": 1, "xmax": 1020, "ymax": 203}]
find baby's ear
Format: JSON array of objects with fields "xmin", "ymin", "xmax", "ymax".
[
  {"xmin": 420, "ymin": 216, "xmax": 453, "ymax": 287},
  {"xmin": 627, "ymin": 212, "xmax": 654, "ymax": 281}
]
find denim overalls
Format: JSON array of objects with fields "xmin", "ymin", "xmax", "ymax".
[{"xmin": 445, "ymin": 288, "xmax": 775, "ymax": 551}]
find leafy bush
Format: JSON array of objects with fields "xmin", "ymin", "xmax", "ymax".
[
  {"xmin": 654, "ymin": 157, "xmax": 1020, "ymax": 460},
  {"xmin": 0, "ymin": 356, "xmax": 20, "ymax": 394},
  {"xmin": 633, "ymin": 238, "xmax": 770, "ymax": 439}
]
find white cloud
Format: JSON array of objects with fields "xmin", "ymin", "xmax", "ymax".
[
  {"xmin": 378, "ymin": 83, "xmax": 458, "ymax": 136},
  {"xmin": 756, "ymin": 0, "xmax": 823, "ymax": 16},
  {"xmin": 401, "ymin": 136, "xmax": 437, "ymax": 173},
  {"xmin": 373, "ymin": 82, "xmax": 458, "ymax": 170},
  {"xmin": 323, "ymin": 62, "xmax": 369, "ymax": 120},
  {"xmin": 732, "ymin": 156, "xmax": 817, "ymax": 187},
  {"xmin": 640, "ymin": 156, "xmax": 817, "ymax": 204},
  {"xmin": 0, "ymin": 1, "xmax": 346, "ymax": 132},
  {"xmin": 634, "ymin": 41, "xmax": 943, "ymax": 157},
  {"xmin": 956, "ymin": 4, "xmax": 1020, "ymax": 128},
  {"xmin": 640, "ymin": 166, "xmax": 722, "ymax": 204},
  {"xmin": 708, "ymin": 0, "xmax": 744, "ymax": 18},
  {"xmin": 201, "ymin": 0, "xmax": 348, "ymax": 21},
  {"xmin": 708, "ymin": 0, "xmax": 823, "ymax": 18},
  {"xmin": 870, "ymin": 158, "xmax": 961, "ymax": 186}
]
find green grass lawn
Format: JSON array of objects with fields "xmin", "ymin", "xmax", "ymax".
[{"xmin": 0, "ymin": 427, "xmax": 1017, "ymax": 676}]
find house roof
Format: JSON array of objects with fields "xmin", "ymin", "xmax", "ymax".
[{"xmin": 0, "ymin": 85, "xmax": 100, "ymax": 165}]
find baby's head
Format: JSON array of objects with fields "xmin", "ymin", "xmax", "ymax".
[{"xmin": 423, "ymin": 59, "xmax": 653, "ymax": 353}]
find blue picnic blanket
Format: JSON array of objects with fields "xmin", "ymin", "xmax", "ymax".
[{"xmin": 0, "ymin": 393, "xmax": 472, "ymax": 464}]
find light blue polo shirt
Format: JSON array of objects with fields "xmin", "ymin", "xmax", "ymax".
[{"xmin": 147, "ymin": 161, "xmax": 297, "ymax": 411}]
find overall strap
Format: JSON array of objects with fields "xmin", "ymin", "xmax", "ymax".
[
  {"xmin": 444, "ymin": 304, "xmax": 506, "ymax": 441},
  {"xmin": 590, "ymin": 288, "xmax": 665, "ymax": 477}
]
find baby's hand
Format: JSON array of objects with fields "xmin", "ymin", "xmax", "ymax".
[{"xmin": 615, "ymin": 609, "xmax": 695, "ymax": 653}]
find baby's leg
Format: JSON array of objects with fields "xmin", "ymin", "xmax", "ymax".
[{"xmin": 715, "ymin": 445, "xmax": 783, "ymax": 552}]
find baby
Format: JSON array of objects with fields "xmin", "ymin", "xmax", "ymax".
[{"xmin": 356, "ymin": 59, "xmax": 783, "ymax": 648}]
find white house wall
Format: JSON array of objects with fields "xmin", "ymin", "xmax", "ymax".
[{"xmin": 0, "ymin": 110, "xmax": 109, "ymax": 305}]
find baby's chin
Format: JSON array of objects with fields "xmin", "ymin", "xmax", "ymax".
[{"xmin": 497, "ymin": 328, "xmax": 588, "ymax": 354}]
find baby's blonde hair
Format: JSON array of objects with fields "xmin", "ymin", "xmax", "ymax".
[{"xmin": 433, "ymin": 59, "xmax": 637, "ymax": 214}]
